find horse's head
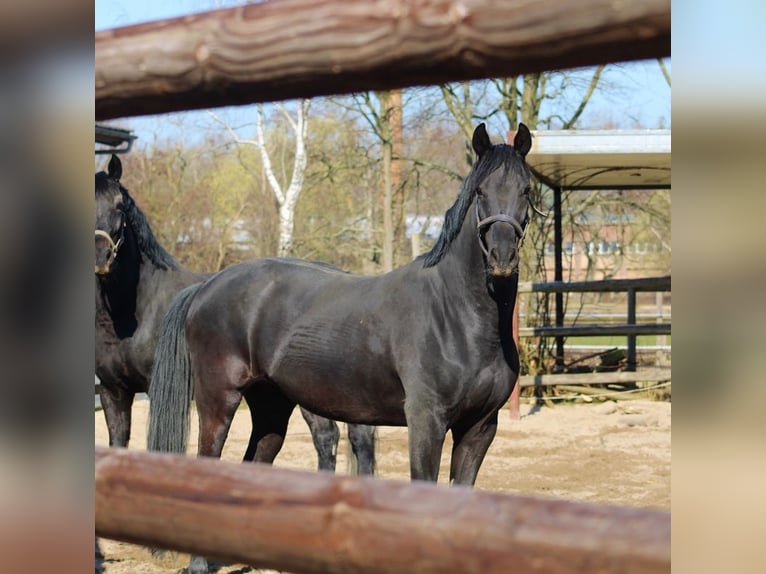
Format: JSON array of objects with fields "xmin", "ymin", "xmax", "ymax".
[
  {"xmin": 95, "ymin": 155, "xmax": 127, "ymax": 275},
  {"xmin": 472, "ymin": 123, "xmax": 532, "ymax": 278}
]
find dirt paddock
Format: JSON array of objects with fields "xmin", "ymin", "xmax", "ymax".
[{"xmin": 95, "ymin": 397, "xmax": 671, "ymax": 573}]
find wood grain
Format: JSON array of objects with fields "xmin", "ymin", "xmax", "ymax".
[
  {"xmin": 96, "ymin": 447, "xmax": 670, "ymax": 573},
  {"xmin": 96, "ymin": 0, "xmax": 670, "ymax": 120}
]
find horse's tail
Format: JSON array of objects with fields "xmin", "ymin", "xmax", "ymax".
[{"xmin": 147, "ymin": 283, "xmax": 203, "ymax": 455}]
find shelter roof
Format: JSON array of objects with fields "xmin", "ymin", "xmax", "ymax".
[
  {"xmin": 526, "ymin": 129, "xmax": 670, "ymax": 190},
  {"xmin": 96, "ymin": 123, "xmax": 137, "ymax": 154}
]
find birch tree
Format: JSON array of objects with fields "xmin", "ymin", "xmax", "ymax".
[
  {"xmin": 211, "ymin": 98, "xmax": 310, "ymax": 257},
  {"xmin": 257, "ymin": 99, "xmax": 310, "ymax": 256}
]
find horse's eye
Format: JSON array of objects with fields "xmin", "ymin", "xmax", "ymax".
[{"xmin": 475, "ymin": 187, "xmax": 484, "ymax": 197}]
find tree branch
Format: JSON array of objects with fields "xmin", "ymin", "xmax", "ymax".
[
  {"xmin": 562, "ymin": 65, "xmax": 605, "ymax": 129},
  {"xmin": 657, "ymin": 58, "xmax": 671, "ymax": 87}
]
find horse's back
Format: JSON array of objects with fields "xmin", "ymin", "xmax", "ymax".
[{"xmin": 185, "ymin": 258, "xmax": 409, "ymax": 424}]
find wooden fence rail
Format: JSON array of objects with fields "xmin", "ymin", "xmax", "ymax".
[
  {"xmin": 95, "ymin": 0, "xmax": 670, "ymax": 121},
  {"xmin": 517, "ymin": 275, "xmax": 671, "ymax": 371},
  {"xmin": 521, "ymin": 323, "xmax": 670, "ymax": 338},
  {"xmin": 96, "ymin": 447, "xmax": 670, "ymax": 574},
  {"xmin": 518, "ymin": 276, "xmax": 671, "ymax": 294},
  {"xmin": 518, "ymin": 367, "xmax": 670, "ymax": 389}
]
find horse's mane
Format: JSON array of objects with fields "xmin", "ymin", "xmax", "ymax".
[
  {"xmin": 96, "ymin": 171, "xmax": 179, "ymax": 271},
  {"xmin": 422, "ymin": 144, "xmax": 520, "ymax": 268},
  {"xmin": 121, "ymin": 190, "xmax": 179, "ymax": 271}
]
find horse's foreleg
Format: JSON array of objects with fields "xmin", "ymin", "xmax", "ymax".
[
  {"xmin": 449, "ymin": 411, "xmax": 499, "ymax": 486},
  {"xmin": 405, "ymin": 401, "xmax": 446, "ymax": 482},
  {"xmin": 300, "ymin": 407, "xmax": 340, "ymax": 472},
  {"xmin": 347, "ymin": 424, "xmax": 376, "ymax": 476},
  {"xmin": 98, "ymin": 383, "xmax": 134, "ymax": 447}
]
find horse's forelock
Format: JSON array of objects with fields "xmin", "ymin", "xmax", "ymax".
[{"xmin": 422, "ymin": 144, "xmax": 516, "ymax": 268}]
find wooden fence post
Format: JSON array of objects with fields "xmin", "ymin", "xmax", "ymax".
[{"xmin": 510, "ymin": 290, "xmax": 520, "ymax": 420}]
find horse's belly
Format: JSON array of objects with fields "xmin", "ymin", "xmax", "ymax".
[{"xmin": 267, "ymin": 340, "xmax": 405, "ymax": 425}]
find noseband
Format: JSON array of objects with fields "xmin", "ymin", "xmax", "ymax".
[
  {"xmin": 475, "ymin": 201, "xmax": 527, "ymax": 258},
  {"xmin": 95, "ymin": 226, "xmax": 125, "ymax": 272}
]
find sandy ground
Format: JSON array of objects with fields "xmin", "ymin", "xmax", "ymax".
[{"xmin": 96, "ymin": 397, "xmax": 670, "ymax": 573}]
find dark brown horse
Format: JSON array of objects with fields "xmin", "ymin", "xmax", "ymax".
[{"xmin": 96, "ymin": 155, "xmax": 375, "ymax": 472}]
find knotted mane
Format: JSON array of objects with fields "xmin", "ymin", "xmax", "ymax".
[
  {"xmin": 422, "ymin": 144, "xmax": 519, "ymax": 268},
  {"xmin": 96, "ymin": 171, "xmax": 179, "ymax": 271}
]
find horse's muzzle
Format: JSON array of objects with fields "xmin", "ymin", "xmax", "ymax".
[
  {"xmin": 483, "ymin": 226, "xmax": 521, "ymax": 278},
  {"xmin": 488, "ymin": 263, "xmax": 518, "ymax": 278}
]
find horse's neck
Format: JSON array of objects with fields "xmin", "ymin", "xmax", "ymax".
[
  {"xmin": 97, "ymin": 241, "xmax": 140, "ymax": 339},
  {"xmin": 133, "ymin": 256, "xmax": 201, "ymax": 311},
  {"xmin": 434, "ymin": 211, "xmax": 519, "ymax": 324},
  {"xmin": 436, "ymin": 211, "xmax": 491, "ymax": 292}
]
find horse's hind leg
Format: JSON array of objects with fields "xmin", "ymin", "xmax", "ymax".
[
  {"xmin": 186, "ymin": 368, "xmax": 246, "ymax": 574},
  {"xmin": 241, "ymin": 384, "xmax": 295, "ymax": 464},
  {"xmin": 195, "ymin": 387, "xmax": 242, "ymax": 459},
  {"xmin": 300, "ymin": 407, "xmax": 340, "ymax": 472},
  {"xmin": 449, "ymin": 410, "xmax": 499, "ymax": 486},
  {"xmin": 192, "ymin": 359, "xmax": 247, "ymax": 461},
  {"xmin": 98, "ymin": 382, "xmax": 134, "ymax": 447},
  {"xmin": 347, "ymin": 424, "xmax": 376, "ymax": 475}
]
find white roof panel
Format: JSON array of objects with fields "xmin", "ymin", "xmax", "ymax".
[{"xmin": 526, "ymin": 129, "xmax": 671, "ymax": 189}]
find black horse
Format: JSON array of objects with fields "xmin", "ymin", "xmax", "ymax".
[
  {"xmin": 148, "ymin": 122, "xmax": 532, "ymax": 572},
  {"xmin": 148, "ymin": 123, "xmax": 531, "ymax": 477},
  {"xmin": 95, "ymin": 155, "xmax": 375, "ymax": 473}
]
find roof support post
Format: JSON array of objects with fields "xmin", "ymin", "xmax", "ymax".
[{"xmin": 553, "ymin": 185, "xmax": 565, "ymax": 370}]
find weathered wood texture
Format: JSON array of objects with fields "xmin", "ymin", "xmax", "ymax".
[
  {"xmin": 95, "ymin": 447, "xmax": 670, "ymax": 574},
  {"xmin": 95, "ymin": 0, "xmax": 671, "ymax": 120}
]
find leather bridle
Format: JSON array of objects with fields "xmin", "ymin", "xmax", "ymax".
[
  {"xmin": 95, "ymin": 222, "xmax": 125, "ymax": 273},
  {"xmin": 475, "ymin": 200, "xmax": 528, "ymax": 259}
]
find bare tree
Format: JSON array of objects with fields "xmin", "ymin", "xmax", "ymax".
[{"xmin": 333, "ymin": 90, "xmax": 411, "ymax": 270}]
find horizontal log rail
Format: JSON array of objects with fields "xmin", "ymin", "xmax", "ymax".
[
  {"xmin": 516, "ymin": 276, "xmax": 671, "ymax": 371},
  {"xmin": 521, "ymin": 323, "xmax": 671, "ymax": 338},
  {"xmin": 96, "ymin": 0, "xmax": 670, "ymax": 120},
  {"xmin": 518, "ymin": 367, "xmax": 671, "ymax": 388},
  {"xmin": 518, "ymin": 275, "xmax": 671, "ymax": 294},
  {"xmin": 96, "ymin": 447, "xmax": 670, "ymax": 574}
]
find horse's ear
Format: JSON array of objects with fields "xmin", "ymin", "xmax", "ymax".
[
  {"xmin": 108, "ymin": 154, "xmax": 122, "ymax": 182},
  {"xmin": 513, "ymin": 123, "xmax": 532, "ymax": 158},
  {"xmin": 472, "ymin": 123, "xmax": 493, "ymax": 158}
]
